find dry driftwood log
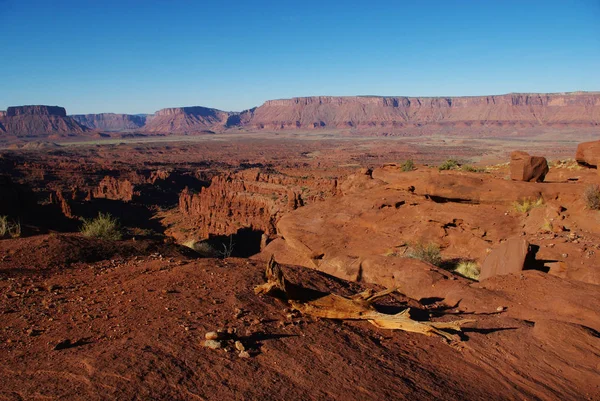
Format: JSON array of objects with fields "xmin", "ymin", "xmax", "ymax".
[{"xmin": 255, "ymin": 256, "xmax": 474, "ymax": 341}]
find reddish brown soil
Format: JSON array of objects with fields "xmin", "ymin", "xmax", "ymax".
[
  {"xmin": 1, "ymin": 136, "xmax": 599, "ymax": 400},
  {"xmin": 0, "ymin": 238, "xmax": 598, "ymax": 400}
]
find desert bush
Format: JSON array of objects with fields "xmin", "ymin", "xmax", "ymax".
[
  {"xmin": 512, "ymin": 197, "xmax": 544, "ymax": 213},
  {"xmin": 461, "ymin": 165, "xmax": 484, "ymax": 173},
  {"xmin": 438, "ymin": 159, "xmax": 459, "ymax": 171},
  {"xmin": 407, "ymin": 242, "xmax": 442, "ymax": 266},
  {"xmin": 0, "ymin": 216, "xmax": 21, "ymax": 238},
  {"xmin": 454, "ymin": 261, "xmax": 480, "ymax": 280},
  {"xmin": 80, "ymin": 213, "xmax": 122, "ymax": 240},
  {"xmin": 218, "ymin": 235, "xmax": 235, "ymax": 258},
  {"xmin": 401, "ymin": 159, "xmax": 415, "ymax": 172},
  {"xmin": 584, "ymin": 185, "xmax": 600, "ymax": 210}
]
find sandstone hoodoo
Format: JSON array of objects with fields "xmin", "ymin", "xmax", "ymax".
[
  {"xmin": 510, "ymin": 151, "xmax": 549, "ymax": 182},
  {"xmin": 2, "ymin": 105, "xmax": 88, "ymax": 137},
  {"xmin": 575, "ymin": 140, "xmax": 600, "ymax": 168},
  {"xmin": 71, "ymin": 113, "xmax": 147, "ymax": 131},
  {"xmin": 143, "ymin": 106, "xmax": 234, "ymax": 134},
  {"xmin": 247, "ymin": 92, "xmax": 600, "ymax": 130}
]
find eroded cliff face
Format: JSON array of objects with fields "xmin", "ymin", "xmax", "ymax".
[
  {"xmin": 247, "ymin": 93, "xmax": 600, "ymax": 129},
  {"xmin": 71, "ymin": 113, "xmax": 146, "ymax": 131},
  {"xmin": 3, "ymin": 105, "xmax": 88, "ymax": 137},
  {"xmin": 176, "ymin": 169, "xmax": 338, "ymax": 239},
  {"xmin": 143, "ymin": 106, "xmax": 232, "ymax": 134},
  {"xmin": 0, "ymin": 111, "xmax": 6, "ymax": 133}
]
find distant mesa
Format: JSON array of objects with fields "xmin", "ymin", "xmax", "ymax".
[
  {"xmin": 1, "ymin": 105, "xmax": 88, "ymax": 137},
  {"xmin": 3, "ymin": 92, "xmax": 600, "ymax": 137},
  {"xmin": 71, "ymin": 113, "xmax": 147, "ymax": 132}
]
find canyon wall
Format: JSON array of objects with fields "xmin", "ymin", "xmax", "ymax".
[
  {"xmin": 2, "ymin": 106, "xmax": 88, "ymax": 137},
  {"xmin": 247, "ymin": 93, "xmax": 600, "ymax": 129},
  {"xmin": 72, "ymin": 113, "xmax": 147, "ymax": 131},
  {"xmin": 177, "ymin": 169, "xmax": 338, "ymax": 239}
]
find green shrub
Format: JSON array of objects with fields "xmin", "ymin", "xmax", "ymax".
[
  {"xmin": 454, "ymin": 261, "xmax": 480, "ymax": 280},
  {"xmin": 584, "ymin": 184, "xmax": 600, "ymax": 210},
  {"xmin": 512, "ymin": 197, "xmax": 544, "ymax": 213},
  {"xmin": 81, "ymin": 213, "xmax": 122, "ymax": 240},
  {"xmin": 439, "ymin": 159, "xmax": 459, "ymax": 171},
  {"xmin": 407, "ymin": 242, "xmax": 442, "ymax": 266},
  {"xmin": 401, "ymin": 159, "xmax": 415, "ymax": 172}
]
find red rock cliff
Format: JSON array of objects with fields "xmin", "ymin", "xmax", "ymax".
[
  {"xmin": 247, "ymin": 92, "xmax": 600, "ymax": 129},
  {"xmin": 143, "ymin": 106, "xmax": 232, "ymax": 134},
  {"xmin": 3, "ymin": 105, "xmax": 88, "ymax": 137}
]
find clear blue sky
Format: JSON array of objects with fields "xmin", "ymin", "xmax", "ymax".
[{"xmin": 1, "ymin": 0, "xmax": 599, "ymax": 114}]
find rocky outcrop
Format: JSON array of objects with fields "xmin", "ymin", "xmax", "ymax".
[
  {"xmin": 479, "ymin": 238, "xmax": 530, "ymax": 280},
  {"xmin": 178, "ymin": 169, "xmax": 338, "ymax": 238},
  {"xmin": 92, "ymin": 176, "xmax": 137, "ymax": 201},
  {"xmin": 247, "ymin": 92, "xmax": 600, "ymax": 130},
  {"xmin": 143, "ymin": 106, "xmax": 232, "ymax": 134},
  {"xmin": 71, "ymin": 113, "xmax": 146, "ymax": 131},
  {"xmin": 3, "ymin": 105, "xmax": 88, "ymax": 137},
  {"xmin": 0, "ymin": 111, "xmax": 6, "ymax": 133},
  {"xmin": 510, "ymin": 151, "xmax": 549, "ymax": 182},
  {"xmin": 575, "ymin": 140, "xmax": 600, "ymax": 168}
]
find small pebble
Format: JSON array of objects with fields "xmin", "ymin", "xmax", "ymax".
[
  {"xmin": 235, "ymin": 340, "xmax": 245, "ymax": 352},
  {"xmin": 238, "ymin": 350, "xmax": 251, "ymax": 358},
  {"xmin": 496, "ymin": 306, "xmax": 505, "ymax": 312},
  {"xmin": 205, "ymin": 331, "xmax": 219, "ymax": 340}
]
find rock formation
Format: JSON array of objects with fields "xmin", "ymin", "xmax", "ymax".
[
  {"xmin": 2, "ymin": 105, "xmax": 88, "ymax": 137},
  {"xmin": 247, "ymin": 92, "xmax": 600, "ymax": 130},
  {"xmin": 479, "ymin": 238, "xmax": 530, "ymax": 280},
  {"xmin": 576, "ymin": 140, "xmax": 600, "ymax": 168},
  {"xmin": 92, "ymin": 176, "xmax": 137, "ymax": 201},
  {"xmin": 176, "ymin": 169, "xmax": 338, "ymax": 239},
  {"xmin": 510, "ymin": 151, "xmax": 549, "ymax": 182},
  {"xmin": 143, "ymin": 106, "xmax": 232, "ymax": 134},
  {"xmin": 71, "ymin": 113, "xmax": 146, "ymax": 131},
  {"xmin": 0, "ymin": 111, "xmax": 6, "ymax": 133}
]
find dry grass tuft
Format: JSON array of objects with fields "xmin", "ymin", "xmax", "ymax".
[
  {"xmin": 407, "ymin": 242, "xmax": 442, "ymax": 266},
  {"xmin": 454, "ymin": 261, "xmax": 480, "ymax": 280},
  {"xmin": 81, "ymin": 213, "xmax": 122, "ymax": 240},
  {"xmin": 512, "ymin": 197, "xmax": 544, "ymax": 213},
  {"xmin": 584, "ymin": 185, "xmax": 600, "ymax": 210}
]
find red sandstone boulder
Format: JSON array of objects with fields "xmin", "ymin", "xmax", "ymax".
[
  {"xmin": 479, "ymin": 238, "xmax": 530, "ymax": 281},
  {"xmin": 510, "ymin": 151, "xmax": 549, "ymax": 182},
  {"xmin": 575, "ymin": 140, "xmax": 600, "ymax": 168}
]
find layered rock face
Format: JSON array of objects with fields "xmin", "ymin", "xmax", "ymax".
[
  {"xmin": 2, "ymin": 106, "xmax": 88, "ymax": 137},
  {"xmin": 143, "ymin": 106, "xmax": 232, "ymax": 134},
  {"xmin": 178, "ymin": 169, "xmax": 338, "ymax": 239},
  {"xmin": 247, "ymin": 93, "xmax": 600, "ymax": 129},
  {"xmin": 71, "ymin": 113, "xmax": 146, "ymax": 131}
]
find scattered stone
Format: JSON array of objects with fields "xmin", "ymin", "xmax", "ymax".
[
  {"xmin": 205, "ymin": 331, "xmax": 220, "ymax": 340},
  {"xmin": 509, "ymin": 151, "xmax": 549, "ymax": 182},
  {"xmin": 496, "ymin": 306, "xmax": 506, "ymax": 312},
  {"xmin": 203, "ymin": 340, "xmax": 222, "ymax": 349},
  {"xmin": 235, "ymin": 340, "xmax": 245, "ymax": 352},
  {"xmin": 239, "ymin": 350, "xmax": 251, "ymax": 358}
]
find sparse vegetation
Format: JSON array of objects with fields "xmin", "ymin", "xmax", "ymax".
[
  {"xmin": 0, "ymin": 216, "xmax": 21, "ymax": 238},
  {"xmin": 541, "ymin": 219, "xmax": 554, "ymax": 233},
  {"xmin": 584, "ymin": 184, "xmax": 600, "ymax": 210},
  {"xmin": 407, "ymin": 242, "xmax": 442, "ymax": 266},
  {"xmin": 80, "ymin": 213, "xmax": 122, "ymax": 240},
  {"xmin": 550, "ymin": 159, "xmax": 582, "ymax": 170},
  {"xmin": 438, "ymin": 159, "xmax": 459, "ymax": 171},
  {"xmin": 461, "ymin": 165, "xmax": 485, "ymax": 173},
  {"xmin": 453, "ymin": 261, "xmax": 480, "ymax": 280},
  {"xmin": 218, "ymin": 235, "xmax": 235, "ymax": 258},
  {"xmin": 512, "ymin": 197, "xmax": 544, "ymax": 213},
  {"xmin": 401, "ymin": 159, "xmax": 415, "ymax": 172}
]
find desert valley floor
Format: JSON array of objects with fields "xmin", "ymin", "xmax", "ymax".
[{"xmin": 1, "ymin": 125, "xmax": 600, "ymax": 400}]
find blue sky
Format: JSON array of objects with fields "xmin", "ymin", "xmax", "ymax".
[{"xmin": 0, "ymin": 0, "xmax": 599, "ymax": 114}]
